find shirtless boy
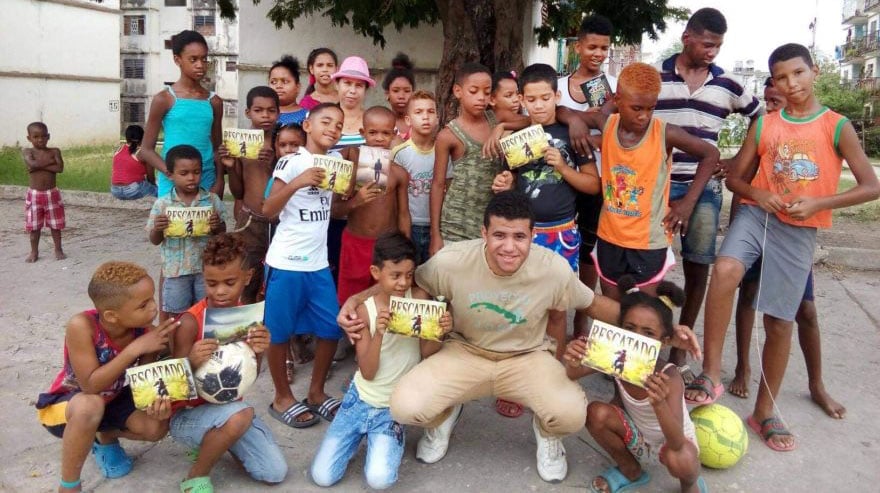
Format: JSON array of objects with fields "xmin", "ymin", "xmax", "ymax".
[{"xmin": 22, "ymin": 122, "xmax": 66, "ymax": 262}]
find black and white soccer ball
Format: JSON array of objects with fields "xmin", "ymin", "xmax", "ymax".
[{"xmin": 194, "ymin": 341, "xmax": 258, "ymax": 404}]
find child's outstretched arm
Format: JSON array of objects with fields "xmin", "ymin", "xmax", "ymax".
[
  {"xmin": 546, "ymin": 147, "xmax": 600, "ymax": 194},
  {"xmin": 787, "ymin": 121, "xmax": 880, "ymax": 220},
  {"xmin": 139, "ymin": 91, "xmax": 175, "ymax": 175},
  {"xmin": 555, "ymin": 106, "xmax": 596, "ymax": 158},
  {"xmin": 262, "ymin": 167, "xmax": 325, "ymax": 218},
  {"xmin": 67, "ymin": 315, "xmax": 178, "ymax": 394},
  {"xmin": 664, "ymin": 124, "xmax": 721, "ymax": 235},
  {"xmin": 173, "ymin": 312, "xmax": 219, "ymax": 370},
  {"xmin": 429, "ymin": 129, "xmax": 455, "ymax": 256},
  {"xmin": 353, "ymin": 303, "xmax": 385, "ymax": 380},
  {"xmin": 645, "ymin": 368, "xmax": 688, "ymax": 452}
]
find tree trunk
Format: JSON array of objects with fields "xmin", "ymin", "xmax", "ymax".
[{"xmin": 435, "ymin": 0, "xmax": 528, "ymax": 124}]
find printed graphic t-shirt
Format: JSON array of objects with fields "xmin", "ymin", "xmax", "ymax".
[
  {"xmin": 392, "ymin": 139, "xmax": 440, "ymax": 226},
  {"xmin": 415, "ymin": 239, "xmax": 594, "ymax": 355},
  {"xmin": 514, "ymin": 122, "xmax": 592, "ymax": 223},
  {"xmin": 265, "ymin": 147, "xmax": 333, "ymax": 271}
]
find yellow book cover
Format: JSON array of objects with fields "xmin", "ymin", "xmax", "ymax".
[
  {"xmin": 499, "ymin": 124, "xmax": 550, "ymax": 169},
  {"xmin": 312, "ymin": 155, "xmax": 354, "ymax": 195},
  {"xmin": 356, "ymin": 146, "xmax": 390, "ymax": 191},
  {"xmin": 165, "ymin": 206, "xmax": 212, "ymax": 238},
  {"xmin": 387, "ymin": 296, "xmax": 446, "ymax": 341},
  {"xmin": 126, "ymin": 358, "xmax": 197, "ymax": 410},
  {"xmin": 223, "ymin": 128, "xmax": 264, "ymax": 159},
  {"xmin": 581, "ymin": 320, "xmax": 661, "ymax": 388}
]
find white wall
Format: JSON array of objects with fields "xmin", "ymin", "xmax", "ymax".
[{"xmin": 1, "ymin": 0, "xmax": 121, "ymax": 147}]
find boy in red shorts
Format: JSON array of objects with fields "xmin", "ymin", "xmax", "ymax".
[{"xmin": 22, "ymin": 121, "xmax": 66, "ymax": 262}]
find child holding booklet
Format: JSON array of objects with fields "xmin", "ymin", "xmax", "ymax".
[
  {"xmin": 148, "ymin": 145, "xmax": 227, "ymax": 321},
  {"xmin": 564, "ymin": 275, "xmax": 705, "ymax": 493},
  {"xmin": 262, "ymin": 103, "xmax": 347, "ymax": 426},
  {"xmin": 171, "ymin": 233, "xmax": 286, "ymax": 492},
  {"xmin": 36, "ymin": 262, "xmax": 177, "ymax": 491},
  {"xmin": 311, "ymin": 232, "xmax": 451, "ymax": 489},
  {"xmin": 219, "ymin": 86, "xmax": 280, "ymax": 304}
]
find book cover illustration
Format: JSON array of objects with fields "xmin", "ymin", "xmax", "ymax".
[
  {"xmin": 580, "ymin": 320, "xmax": 661, "ymax": 388},
  {"xmin": 579, "ymin": 74, "xmax": 613, "ymax": 108},
  {"xmin": 223, "ymin": 128, "xmax": 265, "ymax": 159},
  {"xmin": 126, "ymin": 358, "xmax": 197, "ymax": 410},
  {"xmin": 386, "ymin": 296, "xmax": 447, "ymax": 341},
  {"xmin": 499, "ymin": 125, "xmax": 550, "ymax": 169},
  {"xmin": 356, "ymin": 146, "xmax": 390, "ymax": 191},
  {"xmin": 203, "ymin": 302, "xmax": 265, "ymax": 345},
  {"xmin": 164, "ymin": 206, "xmax": 213, "ymax": 238},
  {"xmin": 312, "ymin": 155, "xmax": 354, "ymax": 195}
]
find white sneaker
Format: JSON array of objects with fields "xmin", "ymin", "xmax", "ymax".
[
  {"xmin": 416, "ymin": 404, "xmax": 463, "ymax": 464},
  {"xmin": 532, "ymin": 416, "xmax": 567, "ymax": 483}
]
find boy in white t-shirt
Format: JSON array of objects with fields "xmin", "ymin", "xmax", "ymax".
[
  {"xmin": 262, "ymin": 103, "xmax": 346, "ymax": 428},
  {"xmin": 558, "ymin": 14, "xmax": 617, "ymax": 339}
]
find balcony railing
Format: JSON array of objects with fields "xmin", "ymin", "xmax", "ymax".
[
  {"xmin": 866, "ymin": 0, "xmax": 880, "ymax": 13},
  {"xmin": 842, "ymin": 77, "xmax": 880, "ymax": 94},
  {"xmin": 839, "ymin": 34, "xmax": 880, "ymax": 61},
  {"xmin": 843, "ymin": 9, "xmax": 869, "ymax": 24}
]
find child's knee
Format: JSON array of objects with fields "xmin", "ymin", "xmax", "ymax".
[
  {"xmin": 586, "ymin": 402, "xmax": 615, "ymax": 431},
  {"xmin": 66, "ymin": 394, "xmax": 106, "ymax": 426},
  {"xmin": 255, "ymin": 459, "xmax": 287, "ymax": 485},
  {"xmin": 223, "ymin": 407, "xmax": 255, "ymax": 437},
  {"xmin": 141, "ymin": 419, "xmax": 169, "ymax": 442},
  {"xmin": 310, "ymin": 461, "xmax": 340, "ymax": 488},
  {"xmin": 663, "ymin": 442, "xmax": 700, "ymax": 480},
  {"xmin": 713, "ymin": 257, "xmax": 744, "ymax": 283},
  {"xmin": 365, "ymin": 466, "xmax": 397, "ymax": 490}
]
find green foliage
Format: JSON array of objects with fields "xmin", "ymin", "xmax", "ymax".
[
  {"xmin": 654, "ymin": 40, "xmax": 683, "ymax": 64},
  {"xmin": 718, "ymin": 114, "xmax": 748, "ymax": 150},
  {"xmin": 814, "ymin": 59, "xmax": 869, "ymax": 122},
  {"xmin": 0, "ymin": 144, "xmax": 117, "ymax": 193}
]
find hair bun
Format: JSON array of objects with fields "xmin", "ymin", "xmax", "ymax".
[
  {"xmin": 616, "ymin": 274, "xmax": 638, "ymax": 295},
  {"xmin": 391, "ymin": 53, "xmax": 414, "ymax": 70}
]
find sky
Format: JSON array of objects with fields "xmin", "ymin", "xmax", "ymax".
[{"xmin": 640, "ymin": 0, "xmax": 844, "ymax": 71}]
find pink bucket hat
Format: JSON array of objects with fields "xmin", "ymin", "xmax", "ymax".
[{"xmin": 330, "ymin": 56, "xmax": 376, "ymax": 87}]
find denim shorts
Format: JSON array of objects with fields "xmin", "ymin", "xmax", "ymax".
[
  {"xmin": 110, "ymin": 181, "xmax": 157, "ymax": 200},
  {"xmin": 170, "ymin": 401, "xmax": 287, "ymax": 483},
  {"xmin": 162, "ymin": 273, "xmax": 205, "ymax": 313},
  {"xmin": 411, "ymin": 224, "xmax": 431, "ymax": 266},
  {"xmin": 310, "ymin": 384, "xmax": 405, "ymax": 490},
  {"xmin": 668, "ymin": 178, "xmax": 723, "ymax": 264}
]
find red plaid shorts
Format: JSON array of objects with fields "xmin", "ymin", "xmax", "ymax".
[{"xmin": 25, "ymin": 188, "xmax": 66, "ymax": 232}]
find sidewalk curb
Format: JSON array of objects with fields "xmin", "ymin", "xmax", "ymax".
[{"xmin": 0, "ymin": 184, "xmax": 154, "ymax": 210}]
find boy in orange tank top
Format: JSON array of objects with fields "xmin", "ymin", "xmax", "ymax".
[
  {"xmin": 574, "ymin": 63, "xmax": 719, "ymax": 301},
  {"xmin": 685, "ymin": 44, "xmax": 880, "ymax": 452}
]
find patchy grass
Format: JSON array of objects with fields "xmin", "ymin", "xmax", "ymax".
[
  {"xmin": 835, "ymin": 177, "xmax": 880, "ymax": 222},
  {"xmin": 0, "ymin": 144, "xmax": 118, "ymax": 193}
]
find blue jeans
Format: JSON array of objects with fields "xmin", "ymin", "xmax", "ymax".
[
  {"xmin": 411, "ymin": 224, "xmax": 430, "ymax": 265},
  {"xmin": 668, "ymin": 178, "xmax": 723, "ymax": 264},
  {"xmin": 170, "ymin": 401, "xmax": 287, "ymax": 483},
  {"xmin": 110, "ymin": 181, "xmax": 157, "ymax": 200},
  {"xmin": 310, "ymin": 384, "xmax": 405, "ymax": 490},
  {"xmin": 162, "ymin": 273, "xmax": 205, "ymax": 313}
]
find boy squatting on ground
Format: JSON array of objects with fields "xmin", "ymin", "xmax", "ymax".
[
  {"xmin": 220, "ymin": 86, "xmax": 280, "ymax": 304},
  {"xmin": 171, "ymin": 233, "xmax": 286, "ymax": 493},
  {"xmin": 334, "ymin": 105, "xmax": 411, "ymax": 306},
  {"xmin": 22, "ymin": 121, "xmax": 66, "ymax": 262},
  {"xmin": 310, "ymin": 232, "xmax": 452, "ymax": 489},
  {"xmin": 573, "ymin": 63, "xmax": 719, "ymax": 301},
  {"xmin": 686, "ymin": 43, "xmax": 880, "ymax": 451},
  {"xmin": 727, "ymin": 78, "xmax": 845, "ymax": 419},
  {"xmin": 391, "ymin": 91, "xmax": 442, "ymax": 265},
  {"xmin": 36, "ymin": 262, "xmax": 179, "ymax": 492},
  {"xmin": 147, "ymin": 145, "xmax": 227, "ymax": 321},
  {"xmin": 261, "ymin": 103, "xmax": 349, "ymax": 428}
]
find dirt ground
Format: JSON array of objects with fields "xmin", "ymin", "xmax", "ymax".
[{"xmin": 1, "ymin": 197, "xmax": 880, "ymax": 492}]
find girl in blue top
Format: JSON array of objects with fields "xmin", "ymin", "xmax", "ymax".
[{"xmin": 140, "ymin": 30, "xmax": 223, "ymax": 197}]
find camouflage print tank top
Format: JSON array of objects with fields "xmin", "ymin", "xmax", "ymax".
[{"xmin": 441, "ymin": 111, "xmax": 502, "ymax": 241}]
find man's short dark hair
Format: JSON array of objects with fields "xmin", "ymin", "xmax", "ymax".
[
  {"xmin": 372, "ymin": 232, "xmax": 417, "ymax": 267},
  {"xmin": 518, "ymin": 63, "xmax": 558, "ymax": 92},
  {"xmin": 686, "ymin": 8, "xmax": 727, "ymax": 36},
  {"xmin": 768, "ymin": 43, "xmax": 814, "ymax": 72},
  {"xmin": 165, "ymin": 144, "xmax": 202, "ymax": 173},
  {"xmin": 246, "ymin": 85, "xmax": 280, "ymax": 109},
  {"xmin": 578, "ymin": 15, "xmax": 613, "ymax": 38},
  {"xmin": 483, "ymin": 190, "xmax": 535, "ymax": 229}
]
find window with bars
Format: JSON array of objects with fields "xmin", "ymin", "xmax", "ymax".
[
  {"xmin": 193, "ymin": 14, "xmax": 216, "ymax": 36},
  {"xmin": 123, "ymin": 15, "xmax": 145, "ymax": 35},
  {"xmin": 123, "ymin": 102, "xmax": 146, "ymax": 123},
  {"xmin": 225, "ymin": 60, "xmax": 237, "ymax": 72},
  {"xmin": 122, "ymin": 59, "xmax": 145, "ymax": 79}
]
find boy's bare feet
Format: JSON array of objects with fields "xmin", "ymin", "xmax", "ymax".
[
  {"xmin": 810, "ymin": 383, "xmax": 846, "ymax": 419},
  {"xmin": 55, "ymin": 250, "xmax": 67, "ymax": 260},
  {"xmin": 729, "ymin": 367, "xmax": 750, "ymax": 398},
  {"xmin": 25, "ymin": 252, "xmax": 38, "ymax": 263}
]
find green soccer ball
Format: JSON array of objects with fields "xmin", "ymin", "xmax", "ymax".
[{"xmin": 690, "ymin": 404, "xmax": 748, "ymax": 469}]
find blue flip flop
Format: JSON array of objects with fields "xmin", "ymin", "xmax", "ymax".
[
  {"xmin": 589, "ymin": 466, "xmax": 651, "ymax": 493},
  {"xmin": 91, "ymin": 441, "xmax": 133, "ymax": 478}
]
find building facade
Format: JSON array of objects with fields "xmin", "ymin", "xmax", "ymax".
[
  {"xmin": 1, "ymin": 0, "xmax": 121, "ymax": 147},
  {"xmin": 119, "ymin": 0, "xmax": 238, "ymax": 133}
]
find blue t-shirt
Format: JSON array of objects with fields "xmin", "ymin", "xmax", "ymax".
[{"xmin": 278, "ymin": 109, "xmax": 308, "ymax": 126}]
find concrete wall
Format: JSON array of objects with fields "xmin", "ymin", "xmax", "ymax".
[{"xmin": 1, "ymin": 0, "xmax": 121, "ymax": 147}]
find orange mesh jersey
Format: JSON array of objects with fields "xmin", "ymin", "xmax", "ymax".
[
  {"xmin": 745, "ymin": 107, "xmax": 848, "ymax": 229},
  {"xmin": 597, "ymin": 114, "xmax": 672, "ymax": 250}
]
